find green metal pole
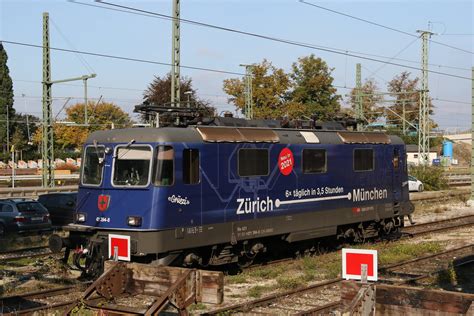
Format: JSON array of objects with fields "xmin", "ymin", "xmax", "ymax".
[
  {"xmin": 240, "ymin": 64, "xmax": 254, "ymax": 120},
  {"xmin": 356, "ymin": 63, "xmax": 362, "ymax": 131},
  {"xmin": 471, "ymin": 67, "xmax": 474, "ymax": 201},
  {"xmin": 84, "ymin": 78, "xmax": 88, "ymax": 125},
  {"xmin": 42, "ymin": 12, "xmax": 54, "ymax": 187},
  {"xmin": 417, "ymin": 30, "xmax": 433, "ymax": 165},
  {"xmin": 402, "ymin": 100, "xmax": 406, "ymax": 135},
  {"xmin": 171, "ymin": 0, "xmax": 180, "ymax": 108}
]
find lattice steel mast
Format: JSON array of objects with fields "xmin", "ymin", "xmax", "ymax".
[
  {"xmin": 417, "ymin": 30, "xmax": 434, "ymax": 165},
  {"xmin": 42, "ymin": 12, "xmax": 96, "ymax": 187},
  {"xmin": 240, "ymin": 64, "xmax": 254, "ymax": 119},
  {"xmin": 42, "ymin": 12, "xmax": 54, "ymax": 187},
  {"xmin": 355, "ymin": 63, "xmax": 363, "ymax": 131},
  {"xmin": 171, "ymin": 0, "xmax": 180, "ymax": 108}
]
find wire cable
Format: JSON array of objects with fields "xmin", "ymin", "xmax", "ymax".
[
  {"xmin": 0, "ymin": 40, "xmax": 245, "ymax": 76},
  {"xmin": 299, "ymin": 0, "xmax": 473, "ymax": 55},
  {"xmin": 79, "ymin": 1, "xmax": 471, "ymax": 80},
  {"xmin": 69, "ymin": 1, "xmax": 471, "ymax": 72},
  {"xmin": 50, "ymin": 17, "xmax": 96, "ymax": 74},
  {"xmin": 366, "ymin": 36, "xmax": 420, "ymax": 79}
]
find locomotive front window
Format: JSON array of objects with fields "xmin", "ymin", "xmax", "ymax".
[
  {"xmin": 82, "ymin": 146, "xmax": 105, "ymax": 186},
  {"xmin": 238, "ymin": 148, "xmax": 269, "ymax": 177},
  {"xmin": 112, "ymin": 146, "xmax": 152, "ymax": 187},
  {"xmin": 302, "ymin": 149, "xmax": 327, "ymax": 174},
  {"xmin": 155, "ymin": 146, "xmax": 174, "ymax": 186},
  {"xmin": 354, "ymin": 148, "xmax": 374, "ymax": 171}
]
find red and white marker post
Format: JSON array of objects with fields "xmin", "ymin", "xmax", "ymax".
[
  {"xmin": 108, "ymin": 234, "xmax": 131, "ymax": 261},
  {"xmin": 342, "ymin": 248, "xmax": 378, "ymax": 282}
]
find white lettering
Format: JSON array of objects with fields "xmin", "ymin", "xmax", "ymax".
[
  {"xmin": 236, "ymin": 197, "xmax": 274, "ymax": 215},
  {"xmin": 352, "ymin": 188, "xmax": 388, "ymax": 202}
]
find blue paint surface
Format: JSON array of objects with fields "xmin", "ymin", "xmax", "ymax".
[{"xmin": 76, "ymin": 142, "xmax": 409, "ymax": 230}]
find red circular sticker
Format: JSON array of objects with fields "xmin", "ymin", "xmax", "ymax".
[{"xmin": 278, "ymin": 148, "xmax": 294, "ymax": 176}]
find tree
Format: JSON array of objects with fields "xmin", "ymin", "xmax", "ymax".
[
  {"xmin": 223, "ymin": 59, "xmax": 291, "ymax": 119},
  {"xmin": 142, "ymin": 73, "xmax": 214, "ymax": 120},
  {"xmin": 289, "ymin": 54, "xmax": 341, "ymax": 120},
  {"xmin": 0, "ymin": 43, "xmax": 15, "ymax": 154},
  {"xmin": 349, "ymin": 78, "xmax": 383, "ymax": 123},
  {"xmin": 33, "ymin": 101, "xmax": 132, "ymax": 151},
  {"xmin": 387, "ymin": 71, "xmax": 435, "ymax": 129}
]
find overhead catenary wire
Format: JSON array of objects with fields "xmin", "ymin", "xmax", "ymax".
[
  {"xmin": 70, "ymin": 0, "xmax": 470, "ymax": 72},
  {"xmin": 0, "ymin": 40, "xmax": 245, "ymax": 77},
  {"xmin": 298, "ymin": 0, "xmax": 474, "ymax": 55},
  {"xmin": 63, "ymin": 1, "xmax": 472, "ymax": 80},
  {"xmin": 50, "ymin": 17, "xmax": 96, "ymax": 74},
  {"xmin": 2, "ymin": 85, "xmax": 471, "ymax": 107},
  {"xmin": 366, "ymin": 36, "xmax": 421, "ymax": 79}
]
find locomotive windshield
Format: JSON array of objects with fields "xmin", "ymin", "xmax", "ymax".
[
  {"xmin": 82, "ymin": 145, "xmax": 105, "ymax": 185},
  {"xmin": 112, "ymin": 146, "xmax": 152, "ymax": 186}
]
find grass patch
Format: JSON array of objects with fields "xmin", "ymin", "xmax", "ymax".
[
  {"xmin": 226, "ymin": 273, "xmax": 248, "ymax": 284},
  {"xmin": 248, "ymin": 285, "xmax": 274, "ymax": 298},
  {"xmin": 276, "ymin": 276, "xmax": 304, "ymax": 290},
  {"xmin": 377, "ymin": 241, "xmax": 442, "ymax": 265},
  {"xmin": 246, "ymin": 265, "xmax": 285, "ymax": 279},
  {"xmin": 188, "ymin": 303, "xmax": 207, "ymax": 311}
]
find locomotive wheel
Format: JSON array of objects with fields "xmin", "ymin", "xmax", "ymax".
[{"xmin": 237, "ymin": 256, "xmax": 254, "ymax": 268}]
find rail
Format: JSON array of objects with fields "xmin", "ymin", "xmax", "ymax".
[
  {"xmin": 0, "ymin": 174, "xmax": 79, "ymax": 182},
  {"xmin": 0, "ymin": 185, "xmax": 78, "ymax": 198}
]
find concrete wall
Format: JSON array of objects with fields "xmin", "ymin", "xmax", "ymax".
[{"xmin": 444, "ymin": 133, "xmax": 471, "ymax": 145}]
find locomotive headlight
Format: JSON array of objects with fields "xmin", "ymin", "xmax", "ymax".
[
  {"xmin": 127, "ymin": 216, "xmax": 142, "ymax": 227},
  {"xmin": 75, "ymin": 212, "xmax": 86, "ymax": 223}
]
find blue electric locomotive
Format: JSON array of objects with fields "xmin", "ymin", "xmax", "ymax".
[{"xmin": 55, "ymin": 117, "xmax": 413, "ymax": 276}]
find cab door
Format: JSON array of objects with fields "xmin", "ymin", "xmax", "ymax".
[{"xmin": 392, "ymin": 148, "xmax": 401, "ymax": 202}]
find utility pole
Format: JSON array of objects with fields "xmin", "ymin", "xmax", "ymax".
[
  {"xmin": 6, "ymin": 99, "xmax": 9, "ymax": 155},
  {"xmin": 417, "ymin": 30, "xmax": 434, "ymax": 165},
  {"xmin": 402, "ymin": 99, "xmax": 406, "ymax": 135},
  {"xmin": 171, "ymin": 0, "xmax": 180, "ymax": 108},
  {"xmin": 42, "ymin": 12, "xmax": 96, "ymax": 187},
  {"xmin": 355, "ymin": 63, "xmax": 363, "ymax": 131},
  {"xmin": 470, "ymin": 67, "xmax": 474, "ymax": 202},
  {"xmin": 42, "ymin": 12, "xmax": 54, "ymax": 187},
  {"xmin": 240, "ymin": 64, "xmax": 254, "ymax": 120}
]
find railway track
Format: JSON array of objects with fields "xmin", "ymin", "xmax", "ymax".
[
  {"xmin": 0, "ymin": 214, "xmax": 472, "ymax": 315},
  {"xmin": 403, "ymin": 213, "xmax": 474, "ymax": 237},
  {"xmin": 205, "ymin": 243, "xmax": 474, "ymax": 315},
  {"xmin": 245, "ymin": 214, "xmax": 474, "ymax": 272},
  {"xmin": 0, "ymin": 284, "xmax": 89, "ymax": 315},
  {"xmin": 0, "ymin": 246, "xmax": 57, "ymax": 263}
]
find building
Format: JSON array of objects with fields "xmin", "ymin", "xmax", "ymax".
[{"xmin": 406, "ymin": 144, "xmax": 438, "ymax": 166}]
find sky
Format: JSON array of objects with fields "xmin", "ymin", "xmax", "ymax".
[{"xmin": 0, "ymin": 0, "xmax": 472, "ymax": 130}]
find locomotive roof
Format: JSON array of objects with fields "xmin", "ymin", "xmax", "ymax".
[{"xmin": 86, "ymin": 126, "xmax": 404, "ymax": 145}]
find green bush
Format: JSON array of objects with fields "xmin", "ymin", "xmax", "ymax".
[{"xmin": 409, "ymin": 165, "xmax": 448, "ymax": 191}]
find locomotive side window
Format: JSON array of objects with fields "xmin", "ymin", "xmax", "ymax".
[
  {"xmin": 183, "ymin": 149, "xmax": 200, "ymax": 184},
  {"xmin": 155, "ymin": 146, "xmax": 174, "ymax": 186},
  {"xmin": 393, "ymin": 148, "xmax": 400, "ymax": 169},
  {"xmin": 238, "ymin": 148, "xmax": 269, "ymax": 177},
  {"xmin": 112, "ymin": 146, "xmax": 152, "ymax": 187},
  {"xmin": 354, "ymin": 149, "xmax": 374, "ymax": 171},
  {"xmin": 82, "ymin": 145, "xmax": 105, "ymax": 186},
  {"xmin": 302, "ymin": 149, "xmax": 326, "ymax": 174}
]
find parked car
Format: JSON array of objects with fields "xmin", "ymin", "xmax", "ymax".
[
  {"xmin": 38, "ymin": 192, "xmax": 77, "ymax": 226},
  {"xmin": 408, "ymin": 175, "xmax": 424, "ymax": 192},
  {"xmin": 0, "ymin": 199, "xmax": 52, "ymax": 237}
]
